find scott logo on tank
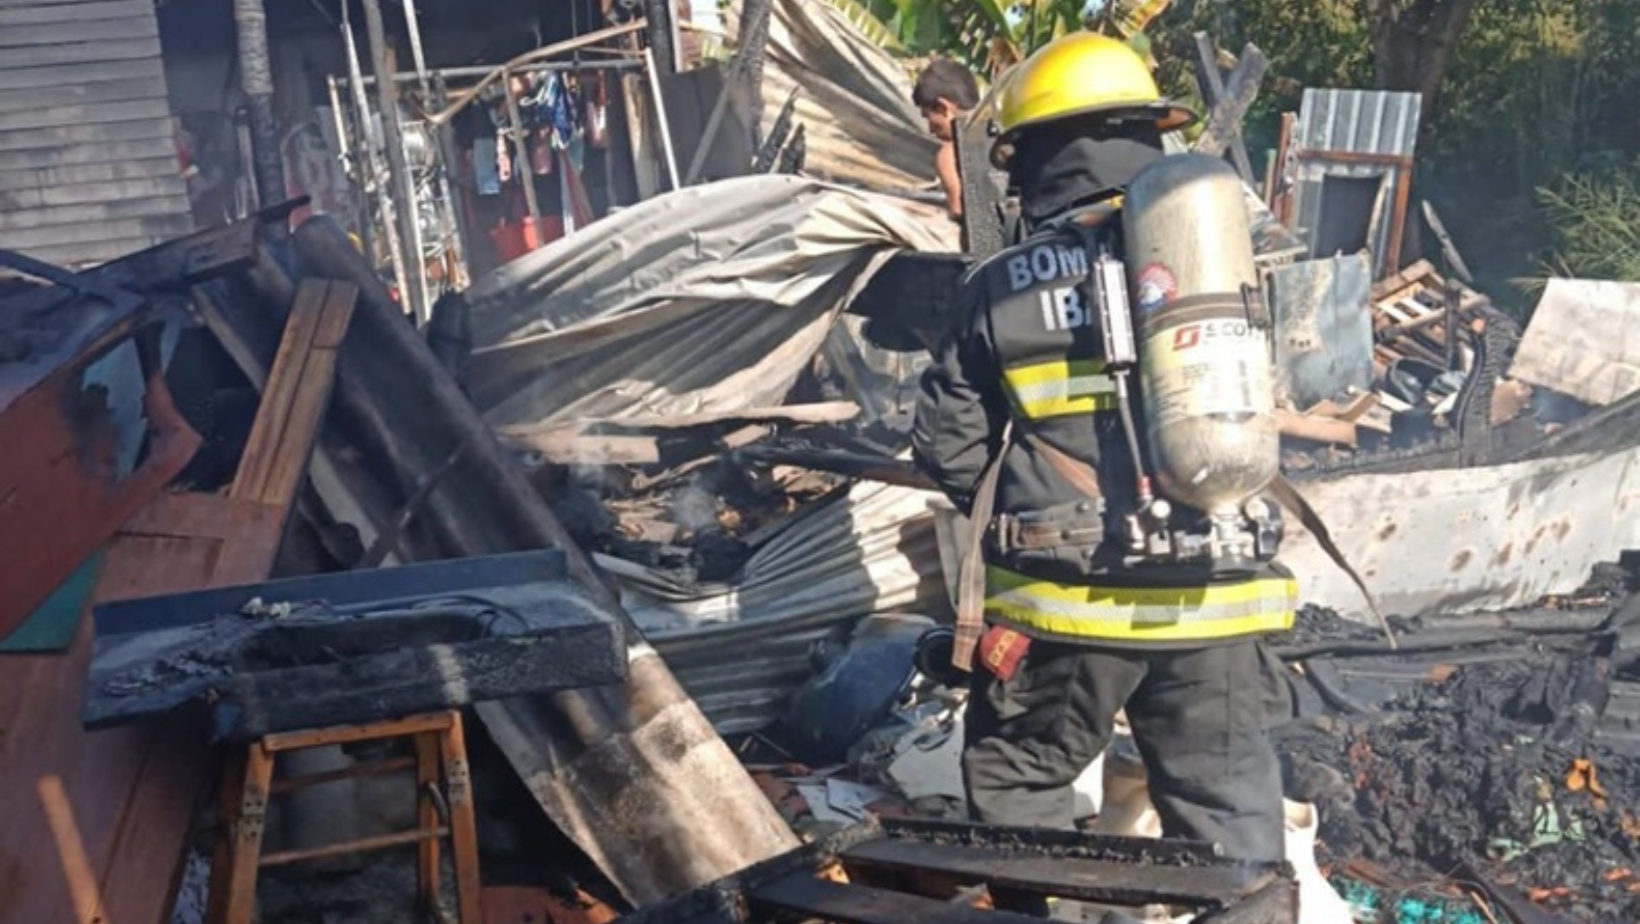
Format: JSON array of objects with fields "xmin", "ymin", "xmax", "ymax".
[{"xmin": 1172, "ymin": 319, "xmax": 1253, "ymax": 351}]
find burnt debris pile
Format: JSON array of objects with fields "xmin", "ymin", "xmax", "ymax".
[{"xmin": 1277, "ymin": 570, "xmax": 1640, "ymax": 923}]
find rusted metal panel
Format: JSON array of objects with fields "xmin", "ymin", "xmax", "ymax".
[
  {"xmin": 0, "ymin": 0, "xmax": 191, "ymax": 267},
  {"xmin": 731, "ymin": 0, "xmax": 936, "ymax": 192}
]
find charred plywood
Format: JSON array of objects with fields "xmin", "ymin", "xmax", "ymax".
[
  {"xmin": 0, "ymin": 0, "xmax": 192, "ymax": 267},
  {"xmin": 85, "ymin": 550, "xmax": 626, "ymax": 740}
]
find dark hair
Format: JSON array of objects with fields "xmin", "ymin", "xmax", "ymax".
[{"xmin": 912, "ymin": 59, "xmax": 980, "ymax": 111}]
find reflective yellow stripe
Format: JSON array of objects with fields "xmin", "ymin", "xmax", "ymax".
[
  {"xmin": 984, "ymin": 566, "xmax": 1297, "ymax": 642},
  {"xmin": 1002, "ymin": 359, "xmax": 1117, "ymax": 419}
]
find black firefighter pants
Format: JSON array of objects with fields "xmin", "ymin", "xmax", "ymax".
[{"xmin": 962, "ymin": 637, "xmax": 1291, "ymax": 862}]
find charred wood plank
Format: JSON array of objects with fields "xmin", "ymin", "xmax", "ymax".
[
  {"xmin": 736, "ymin": 443, "xmax": 938, "ymax": 491},
  {"xmin": 840, "ymin": 839, "xmax": 1261, "ymax": 908},
  {"xmin": 0, "ymin": 323, "xmax": 200, "ymax": 639},
  {"xmin": 1190, "ymin": 875, "xmax": 1296, "ymax": 924},
  {"xmin": 749, "ymin": 874, "xmax": 1043, "ymax": 924},
  {"xmin": 1192, "ymin": 33, "xmax": 1255, "ymax": 182}
]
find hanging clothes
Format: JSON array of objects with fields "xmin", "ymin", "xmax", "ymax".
[
  {"xmin": 472, "ymin": 136, "xmax": 501, "ymax": 195},
  {"xmin": 558, "ymin": 148, "xmax": 595, "ymax": 233},
  {"xmin": 529, "ymin": 127, "xmax": 554, "ymax": 175},
  {"xmin": 585, "ymin": 72, "xmax": 610, "ymax": 149},
  {"xmin": 543, "ymin": 74, "xmax": 579, "ymax": 151}
]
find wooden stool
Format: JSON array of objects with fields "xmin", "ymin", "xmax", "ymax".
[{"xmin": 209, "ymin": 710, "xmax": 483, "ymax": 924}]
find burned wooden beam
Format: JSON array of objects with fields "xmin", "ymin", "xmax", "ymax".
[
  {"xmin": 1192, "ymin": 33, "xmax": 1256, "ymax": 182},
  {"xmin": 612, "ymin": 817, "xmax": 1295, "ymax": 924},
  {"xmin": 84, "ymin": 550, "xmax": 626, "ymax": 740},
  {"xmin": 1191, "ymin": 44, "xmax": 1268, "ymax": 162},
  {"xmin": 748, "ymin": 874, "xmax": 1042, "ymax": 924},
  {"xmin": 736, "ymin": 443, "xmax": 938, "ymax": 491},
  {"xmin": 839, "ymin": 838, "xmax": 1260, "ymax": 908}
]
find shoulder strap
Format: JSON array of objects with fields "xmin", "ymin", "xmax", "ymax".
[
  {"xmin": 1267, "ymin": 475, "xmax": 1399, "ymax": 649},
  {"xmin": 953, "ymin": 421, "xmax": 1011, "ymax": 672}
]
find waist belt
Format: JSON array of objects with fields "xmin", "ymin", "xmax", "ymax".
[
  {"xmin": 984, "ymin": 565, "xmax": 1298, "ymax": 644},
  {"xmin": 987, "ymin": 504, "xmax": 1104, "ymax": 554}
]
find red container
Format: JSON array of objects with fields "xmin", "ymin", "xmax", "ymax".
[{"xmin": 491, "ymin": 216, "xmax": 565, "ymax": 264}]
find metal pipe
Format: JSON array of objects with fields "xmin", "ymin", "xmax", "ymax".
[
  {"xmin": 325, "ymin": 74, "xmax": 372, "ymax": 257},
  {"xmin": 325, "ymin": 76, "xmax": 351, "ymax": 166},
  {"xmin": 232, "ymin": 0, "xmax": 287, "ymax": 238},
  {"xmin": 400, "ymin": 0, "xmax": 465, "ymax": 287},
  {"xmin": 642, "ymin": 48, "xmax": 680, "ymax": 190},
  {"xmin": 362, "ymin": 0, "xmax": 431, "ymax": 324},
  {"xmin": 432, "ymin": 76, "xmax": 476, "ymax": 287},
  {"xmin": 646, "ymin": 0, "xmax": 678, "ymax": 75},
  {"xmin": 341, "ymin": 5, "xmax": 409, "ymax": 321},
  {"xmin": 402, "ymin": 0, "xmax": 432, "ymax": 93},
  {"xmin": 342, "ymin": 58, "xmax": 643, "ymax": 88}
]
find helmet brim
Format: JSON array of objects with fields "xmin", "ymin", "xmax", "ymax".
[{"xmin": 990, "ymin": 101, "xmax": 1199, "ymax": 169}]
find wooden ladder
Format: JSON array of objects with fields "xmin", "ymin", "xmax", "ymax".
[{"xmin": 209, "ymin": 710, "xmax": 483, "ymax": 924}]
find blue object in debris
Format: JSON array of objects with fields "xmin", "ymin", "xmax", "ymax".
[
  {"xmin": 780, "ymin": 614, "xmax": 933, "ymax": 764},
  {"xmin": 1331, "ymin": 876, "xmax": 1489, "ymax": 924}
]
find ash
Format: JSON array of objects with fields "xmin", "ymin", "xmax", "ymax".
[{"xmin": 1277, "ymin": 592, "xmax": 1640, "ymax": 924}]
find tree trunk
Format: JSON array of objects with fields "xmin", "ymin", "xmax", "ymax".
[{"xmin": 1359, "ymin": 0, "xmax": 1481, "ymax": 118}]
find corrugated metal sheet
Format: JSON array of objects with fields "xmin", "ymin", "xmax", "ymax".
[
  {"xmin": 464, "ymin": 174, "xmax": 956, "ymax": 429},
  {"xmin": 730, "ymin": 0, "xmax": 938, "ymax": 192},
  {"xmin": 0, "ymin": 0, "xmax": 193, "ymax": 267},
  {"xmin": 1295, "ymin": 89, "xmax": 1421, "ymax": 157},
  {"xmin": 617, "ymin": 477, "xmax": 950, "ymax": 735},
  {"xmin": 1290, "ymin": 89, "xmax": 1420, "ymax": 270}
]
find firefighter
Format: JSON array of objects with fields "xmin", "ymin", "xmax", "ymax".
[{"xmin": 911, "ymin": 32, "xmax": 1297, "ymax": 863}]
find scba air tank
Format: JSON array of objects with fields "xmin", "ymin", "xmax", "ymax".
[{"xmin": 1120, "ymin": 153, "xmax": 1278, "ymax": 525}]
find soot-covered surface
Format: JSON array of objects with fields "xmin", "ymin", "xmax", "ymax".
[{"xmin": 1276, "ymin": 576, "xmax": 1640, "ymax": 924}]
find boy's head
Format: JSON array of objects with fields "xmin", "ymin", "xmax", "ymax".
[{"xmin": 913, "ymin": 59, "xmax": 980, "ymax": 142}]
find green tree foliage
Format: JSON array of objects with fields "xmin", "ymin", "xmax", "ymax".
[
  {"xmin": 830, "ymin": 0, "xmax": 1090, "ymax": 76},
  {"xmin": 1539, "ymin": 167, "xmax": 1640, "ymax": 285},
  {"xmin": 817, "ymin": 0, "xmax": 1640, "ymax": 300}
]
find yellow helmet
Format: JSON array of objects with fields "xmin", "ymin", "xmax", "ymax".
[{"xmin": 992, "ymin": 32, "xmax": 1197, "ymax": 168}]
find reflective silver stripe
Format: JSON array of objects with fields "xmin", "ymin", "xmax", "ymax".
[{"xmin": 985, "ymin": 587, "xmax": 1295, "ymax": 626}]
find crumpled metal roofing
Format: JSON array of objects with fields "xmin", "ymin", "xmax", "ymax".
[
  {"xmin": 462, "ymin": 174, "xmax": 956, "ymax": 734},
  {"xmin": 729, "ymin": 0, "xmax": 938, "ymax": 192},
  {"xmin": 609, "ymin": 476, "xmax": 951, "ymax": 734},
  {"xmin": 464, "ymin": 173, "xmax": 955, "ymax": 429}
]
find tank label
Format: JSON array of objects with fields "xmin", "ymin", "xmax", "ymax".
[
  {"xmin": 1135, "ymin": 263, "xmax": 1177, "ymax": 314},
  {"xmin": 1145, "ymin": 323, "xmax": 1274, "ymax": 426}
]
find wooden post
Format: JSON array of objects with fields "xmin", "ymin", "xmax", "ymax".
[{"xmin": 233, "ymin": 0, "xmax": 287, "ymax": 235}]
